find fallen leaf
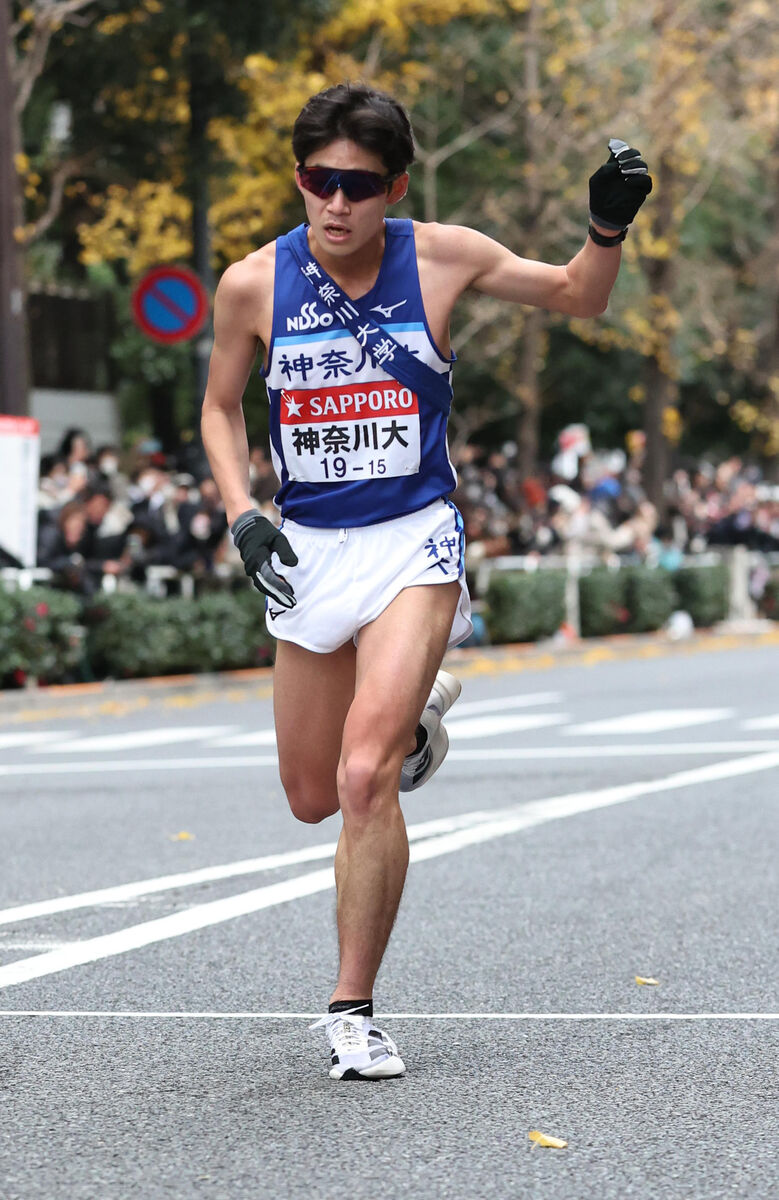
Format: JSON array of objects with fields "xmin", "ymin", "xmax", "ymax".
[
  {"xmin": 635, "ymin": 976, "xmax": 659, "ymax": 986},
  {"xmin": 528, "ymin": 1130, "xmax": 568, "ymax": 1149},
  {"xmin": 170, "ymin": 831, "xmax": 195, "ymax": 841}
]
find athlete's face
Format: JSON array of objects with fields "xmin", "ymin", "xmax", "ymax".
[{"xmin": 295, "ymin": 139, "xmax": 408, "ymax": 259}]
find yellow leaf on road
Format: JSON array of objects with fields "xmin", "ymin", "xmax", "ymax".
[
  {"xmin": 529, "ymin": 1130, "xmax": 568, "ymax": 1149},
  {"xmin": 635, "ymin": 976, "xmax": 659, "ymax": 986},
  {"xmin": 170, "ymin": 831, "xmax": 195, "ymax": 841}
]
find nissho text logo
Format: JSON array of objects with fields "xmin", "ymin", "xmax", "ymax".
[{"xmin": 286, "ymin": 301, "xmax": 333, "ymax": 333}]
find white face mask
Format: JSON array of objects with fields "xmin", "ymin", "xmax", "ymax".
[
  {"xmin": 138, "ymin": 473, "xmax": 157, "ymax": 497},
  {"xmin": 100, "ymin": 457, "xmax": 119, "ymax": 476},
  {"xmin": 190, "ymin": 513, "xmax": 211, "ymax": 541}
]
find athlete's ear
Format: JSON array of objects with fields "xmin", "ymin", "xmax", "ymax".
[{"xmin": 387, "ymin": 173, "xmax": 409, "ymax": 205}]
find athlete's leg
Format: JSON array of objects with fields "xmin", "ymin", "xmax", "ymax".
[
  {"xmin": 330, "ymin": 580, "xmax": 460, "ymax": 1002},
  {"xmin": 274, "ymin": 638, "xmax": 356, "ymax": 824}
]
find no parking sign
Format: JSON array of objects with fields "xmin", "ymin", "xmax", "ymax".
[{"xmin": 131, "ymin": 265, "xmax": 209, "ymax": 344}]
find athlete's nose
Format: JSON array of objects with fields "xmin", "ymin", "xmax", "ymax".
[{"xmin": 327, "ymin": 187, "xmax": 350, "ymax": 214}]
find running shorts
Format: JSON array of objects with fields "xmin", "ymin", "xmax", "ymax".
[{"xmin": 264, "ymin": 499, "xmax": 472, "ymax": 654}]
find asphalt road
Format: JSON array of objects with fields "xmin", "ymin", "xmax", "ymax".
[{"xmin": 0, "ymin": 637, "xmax": 777, "ymax": 1200}]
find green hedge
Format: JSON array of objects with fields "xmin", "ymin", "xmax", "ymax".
[
  {"xmin": 0, "ymin": 587, "xmax": 83, "ymax": 686},
  {"xmin": 85, "ymin": 588, "xmax": 273, "ymax": 679},
  {"xmin": 0, "ymin": 585, "xmax": 272, "ymax": 687},
  {"xmin": 673, "ymin": 563, "xmax": 730, "ymax": 627},
  {"xmin": 758, "ymin": 571, "xmax": 779, "ymax": 620},
  {"xmin": 486, "ymin": 570, "xmax": 566, "ymax": 643}
]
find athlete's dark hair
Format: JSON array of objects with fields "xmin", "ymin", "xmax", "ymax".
[{"xmin": 292, "ymin": 83, "xmax": 415, "ymax": 177}]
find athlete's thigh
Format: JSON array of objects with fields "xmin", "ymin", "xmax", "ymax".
[
  {"xmin": 344, "ymin": 581, "xmax": 460, "ymax": 760},
  {"xmin": 274, "ymin": 637, "xmax": 356, "ymax": 820}
]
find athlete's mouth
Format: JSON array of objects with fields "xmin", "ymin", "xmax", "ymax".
[{"xmin": 324, "ymin": 222, "xmax": 351, "ymax": 235}]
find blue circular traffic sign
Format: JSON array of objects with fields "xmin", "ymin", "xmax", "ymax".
[{"xmin": 132, "ymin": 265, "xmax": 209, "ymax": 344}]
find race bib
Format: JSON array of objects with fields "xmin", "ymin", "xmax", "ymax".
[{"xmin": 280, "ymin": 380, "xmax": 421, "ymax": 484}]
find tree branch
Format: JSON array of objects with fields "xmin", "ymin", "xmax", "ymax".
[{"xmin": 22, "ymin": 149, "xmax": 97, "ymax": 244}]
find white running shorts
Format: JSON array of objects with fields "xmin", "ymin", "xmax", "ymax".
[{"xmin": 264, "ymin": 499, "xmax": 472, "ymax": 654}]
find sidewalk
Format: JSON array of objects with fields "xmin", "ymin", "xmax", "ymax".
[{"xmin": 2, "ymin": 621, "xmax": 776, "ymax": 723}]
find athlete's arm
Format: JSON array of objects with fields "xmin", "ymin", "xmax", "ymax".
[
  {"xmin": 425, "ymin": 223, "xmax": 621, "ymax": 319},
  {"xmin": 422, "ymin": 139, "xmax": 652, "ymax": 319},
  {"xmin": 201, "ymin": 256, "xmax": 269, "ymax": 525}
]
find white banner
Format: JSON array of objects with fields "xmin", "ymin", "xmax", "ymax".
[{"xmin": 0, "ymin": 415, "xmax": 40, "ymax": 568}]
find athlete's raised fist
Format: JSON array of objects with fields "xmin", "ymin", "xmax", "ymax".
[
  {"xmin": 231, "ymin": 510, "xmax": 299, "ymax": 608},
  {"xmin": 589, "ymin": 138, "xmax": 653, "ymax": 231}
]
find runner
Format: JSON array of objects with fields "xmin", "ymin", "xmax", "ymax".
[{"xmin": 201, "ymin": 83, "xmax": 652, "ymax": 1080}]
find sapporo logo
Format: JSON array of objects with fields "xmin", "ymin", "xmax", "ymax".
[{"xmin": 286, "ymin": 301, "xmax": 333, "ymax": 333}]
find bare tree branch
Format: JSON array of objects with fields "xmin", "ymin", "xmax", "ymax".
[
  {"xmin": 13, "ymin": 0, "xmax": 97, "ymax": 117},
  {"xmin": 22, "ymin": 149, "xmax": 97, "ymax": 243}
]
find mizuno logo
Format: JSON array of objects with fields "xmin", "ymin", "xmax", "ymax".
[{"xmin": 370, "ymin": 300, "xmax": 407, "ymax": 319}]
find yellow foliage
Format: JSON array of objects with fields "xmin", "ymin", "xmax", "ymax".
[
  {"xmin": 14, "ymin": 153, "xmax": 30, "ymax": 174},
  {"xmin": 78, "ymin": 182, "xmax": 192, "ymax": 275},
  {"xmin": 661, "ymin": 406, "xmax": 683, "ymax": 445},
  {"xmin": 321, "ymin": 0, "xmax": 496, "ymax": 50}
]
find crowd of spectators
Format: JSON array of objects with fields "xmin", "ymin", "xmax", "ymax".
[
  {"xmin": 24, "ymin": 424, "xmax": 779, "ymax": 595},
  {"xmin": 451, "ymin": 426, "xmax": 779, "ymax": 573}
]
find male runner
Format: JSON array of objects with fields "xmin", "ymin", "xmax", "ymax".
[{"xmin": 201, "ymin": 83, "xmax": 651, "ymax": 1080}]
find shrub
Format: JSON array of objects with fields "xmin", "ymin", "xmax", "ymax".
[
  {"xmin": 625, "ymin": 567, "xmax": 676, "ymax": 633},
  {"xmin": 672, "ymin": 563, "xmax": 730, "ymax": 627},
  {"xmin": 578, "ymin": 568, "xmax": 628, "ymax": 638},
  {"xmin": 0, "ymin": 587, "xmax": 84, "ymax": 686},
  {"xmin": 757, "ymin": 570, "xmax": 779, "ymax": 620},
  {"xmin": 485, "ymin": 570, "xmax": 566, "ymax": 643},
  {"xmin": 85, "ymin": 587, "xmax": 272, "ymax": 678}
]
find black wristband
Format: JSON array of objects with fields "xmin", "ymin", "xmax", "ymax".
[{"xmin": 588, "ymin": 223, "xmax": 627, "ymax": 247}]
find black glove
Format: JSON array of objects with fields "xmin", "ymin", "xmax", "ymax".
[
  {"xmin": 231, "ymin": 510, "xmax": 298, "ymax": 608},
  {"xmin": 589, "ymin": 138, "xmax": 653, "ymax": 231}
]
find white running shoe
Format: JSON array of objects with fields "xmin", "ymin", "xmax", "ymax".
[
  {"xmin": 399, "ymin": 668, "xmax": 462, "ymax": 793},
  {"xmin": 310, "ymin": 1011, "xmax": 406, "ymax": 1081}
]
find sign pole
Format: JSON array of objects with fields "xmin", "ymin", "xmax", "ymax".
[{"xmin": 0, "ymin": 0, "xmax": 29, "ymax": 417}]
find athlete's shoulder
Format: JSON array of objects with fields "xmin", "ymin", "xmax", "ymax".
[
  {"xmin": 218, "ymin": 240, "xmax": 277, "ymax": 298},
  {"xmin": 412, "ymin": 220, "xmax": 494, "ymax": 266}
]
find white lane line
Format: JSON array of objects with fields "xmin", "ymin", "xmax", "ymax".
[
  {"xmin": 0, "ymin": 750, "xmax": 777, "ymax": 992},
  {"xmin": 447, "ymin": 713, "xmax": 567, "ymax": 739},
  {"xmin": 0, "ymin": 942, "xmax": 77, "ymax": 951},
  {"xmin": 3, "ymin": 742, "xmax": 779, "ymax": 778},
  {"xmin": 0, "ymin": 731, "xmax": 76, "ymax": 750},
  {"xmin": 0, "ymin": 809, "xmax": 501, "ymax": 930},
  {"xmin": 565, "ymin": 709, "xmax": 733, "ymax": 736},
  {"xmin": 209, "ymin": 729, "xmax": 277, "ymax": 748},
  {"xmin": 0, "ymin": 1011, "xmax": 776, "ymax": 1022},
  {"xmin": 33, "ymin": 726, "xmax": 238, "ymax": 754},
  {"xmin": 742, "ymin": 714, "xmax": 779, "ymax": 731},
  {"xmin": 448, "ymin": 692, "xmax": 562, "ymax": 717},
  {"xmin": 447, "ymin": 742, "xmax": 779, "ymax": 760}
]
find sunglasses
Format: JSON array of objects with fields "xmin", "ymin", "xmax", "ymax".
[{"xmin": 296, "ymin": 165, "xmax": 397, "ymax": 203}]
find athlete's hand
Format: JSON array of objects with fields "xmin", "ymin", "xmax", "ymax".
[
  {"xmin": 231, "ymin": 510, "xmax": 298, "ymax": 609},
  {"xmin": 589, "ymin": 138, "xmax": 653, "ymax": 231}
]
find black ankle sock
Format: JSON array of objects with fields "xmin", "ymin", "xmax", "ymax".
[
  {"xmin": 328, "ymin": 999, "xmax": 373, "ymax": 1018},
  {"xmin": 413, "ymin": 724, "xmax": 427, "ymax": 754}
]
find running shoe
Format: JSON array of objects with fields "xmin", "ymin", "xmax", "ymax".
[
  {"xmin": 310, "ymin": 1010, "xmax": 406, "ymax": 1080},
  {"xmin": 399, "ymin": 668, "xmax": 462, "ymax": 793}
]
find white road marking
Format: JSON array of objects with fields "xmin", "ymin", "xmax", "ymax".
[
  {"xmin": 33, "ymin": 726, "xmax": 238, "ymax": 754},
  {"xmin": 0, "ymin": 941, "xmax": 77, "ymax": 951},
  {"xmin": 447, "ymin": 742, "xmax": 779, "ymax": 760},
  {"xmin": 208, "ymin": 729, "xmax": 277, "ymax": 747},
  {"xmin": 0, "ymin": 1011, "xmax": 775, "ymax": 1022},
  {"xmin": 0, "ymin": 810, "xmax": 501, "ymax": 929},
  {"xmin": 448, "ymin": 692, "xmax": 562, "ymax": 717},
  {"xmin": 0, "ymin": 750, "xmax": 777, "ymax": 991},
  {"xmin": 742, "ymin": 714, "xmax": 779, "ymax": 730},
  {"xmin": 2, "ymin": 742, "xmax": 779, "ymax": 778},
  {"xmin": 565, "ymin": 709, "xmax": 734, "ymax": 736},
  {"xmin": 447, "ymin": 713, "xmax": 568, "ymax": 739},
  {"xmin": 0, "ymin": 731, "xmax": 75, "ymax": 750}
]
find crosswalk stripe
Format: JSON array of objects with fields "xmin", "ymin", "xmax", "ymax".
[
  {"xmin": 447, "ymin": 691, "xmax": 562, "ymax": 717},
  {"xmin": 208, "ymin": 729, "xmax": 277, "ymax": 747},
  {"xmin": 742, "ymin": 714, "xmax": 779, "ymax": 730},
  {"xmin": 0, "ymin": 731, "xmax": 75, "ymax": 750},
  {"xmin": 446, "ymin": 713, "xmax": 568, "ymax": 740},
  {"xmin": 33, "ymin": 726, "xmax": 238, "ymax": 754},
  {"xmin": 564, "ymin": 709, "xmax": 733, "ymax": 736}
]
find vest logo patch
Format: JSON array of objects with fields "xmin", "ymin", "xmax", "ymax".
[{"xmin": 285, "ymin": 301, "xmax": 333, "ymax": 332}]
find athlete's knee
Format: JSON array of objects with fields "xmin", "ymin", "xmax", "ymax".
[
  {"xmin": 337, "ymin": 747, "xmax": 399, "ymax": 821},
  {"xmin": 279, "ymin": 768, "xmax": 339, "ymax": 824}
]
